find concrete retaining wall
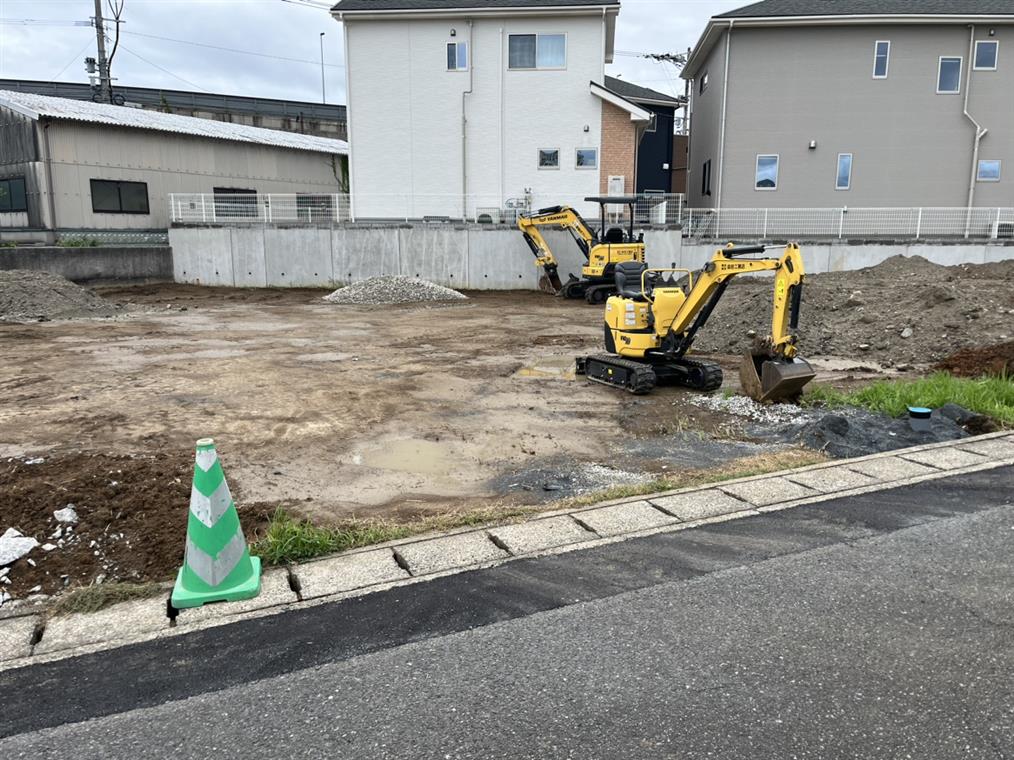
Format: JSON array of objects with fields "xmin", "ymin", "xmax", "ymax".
[
  {"xmin": 0, "ymin": 246, "xmax": 173, "ymax": 283},
  {"xmin": 170, "ymin": 224, "xmax": 684, "ymax": 290},
  {"xmin": 681, "ymin": 240, "xmax": 1014, "ymax": 274}
]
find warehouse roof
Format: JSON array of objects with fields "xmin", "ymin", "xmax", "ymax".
[
  {"xmin": 604, "ymin": 76, "xmax": 681, "ymax": 107},
  {"xmin": 0, "ymin": 90, "xmax": 349, "ymax": 155},
  {"xmin": 717, "ymin": 1, "xmax": 1014, "ymax": 18},
  {"xmin": 333, "ymin": 0, "xmax": 618, "ymax": 12}
]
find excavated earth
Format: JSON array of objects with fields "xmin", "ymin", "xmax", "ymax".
[{"xmin": 693, "ymin": 256, "xmax": 1014, "ymax": 366}]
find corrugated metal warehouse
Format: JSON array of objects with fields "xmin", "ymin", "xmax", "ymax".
[{"xmin": 0, "ymin": 91, "xmax": 349, "ymax": 242}]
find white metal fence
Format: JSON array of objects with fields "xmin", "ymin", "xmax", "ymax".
[{"xmin": 169, "ymin": 193, "xmax": 1014, "ymax": 240}]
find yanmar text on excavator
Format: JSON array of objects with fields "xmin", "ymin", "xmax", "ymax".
[
  {"xmin": 518, "ymin": 196, "xmax": 645, "ymax": 303},
  {"xmin": 576, "ymin": 243, "xmax": 817, "ymax": 403}
]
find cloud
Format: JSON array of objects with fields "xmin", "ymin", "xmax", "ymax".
[{"xmin": 0, "ymin": 0, "xmax": 742, "ymax": 103}]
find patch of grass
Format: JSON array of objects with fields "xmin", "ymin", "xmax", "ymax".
[
  {"xmin": 58, "ymin": 237, "xmax": 100, "ymax": 247},
  {"xmin": 252, "ymin": 504, "xmax": 544, "ymax": 566},
  {"xmin": 563, "ymin": 448, "xmax": 828, "ymax": 508},
  {"xmin": 51, "ymin": 581, "xmax": 168, "ymax": 616},
  {"xmin": 803, "ymin": 372, "xmax": 1014, "ymax": 426},
  {"xmin": 0, "ymin": 241, "xmax": 17, "ymax": 248}
]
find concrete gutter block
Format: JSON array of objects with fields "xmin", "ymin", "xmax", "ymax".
[
  {"xmin": 34, "ymin": 597, "xmax": 169, "ymax": 655},
  {"xmin": 900, "ymin": 447, "xmax": 990, "ymax": 471},
  {"xmin": 0, "ymin": 614, "xmax": 39, "ymax": 662},
  {"xmin": 488, "ymin": 516, "xmax": 592, "ymax": 555},
  {"xmin": 294, "ymin": 549, "xmax": 409, "ymax": 600},
  {"xmin": 719, "ymin": 477, "xmax": 819, "ymax": 508},
  {"xmin": 787, "ymin": 466, "xmax": 879, "ymax": 494},
  {"xmin": 650, "ymin": 489, "xmax": 753, "ymax": 521},
  {"xmin": 958, "ymin": 438, "xmax": 1014, "ymax": 460},
  {"xmin": 575, "ymin": 500, "xmax": 679, "ymax": 537},
  {"xmin": 175, "ymin": 569, "xmax": 297, "ymax": 625},
  {"xmin": 847, "ymin": 456, "xmax": 939, "ymax": 482},
  {"xmin": 395, "ymin": 531, "xmax": 508, "ymax": 576}
]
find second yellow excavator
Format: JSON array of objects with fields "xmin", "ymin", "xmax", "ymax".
[
  {"xmin": 576, "ymin": 243, "xmax": 816, "ymax": 402},
  {"xmin": 518, "ymin": 196, "xmax": 645, "ymax": 303}
]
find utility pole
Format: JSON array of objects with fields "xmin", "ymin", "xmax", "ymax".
[
  {"xmin": 92, "ymin": 0, "xmax": 114, "ymax": 103},
  {"xmin": 642, "ymin": 51, "xmax": 689, "ymax": 132},
  {"xmin": 319, "ymin": 32, "xmax": 327, "ymax": 104}
]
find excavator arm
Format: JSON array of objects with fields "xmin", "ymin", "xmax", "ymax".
[{"xmin": 517, "ymin": 206, "xmax": 596, "ymax": 293}]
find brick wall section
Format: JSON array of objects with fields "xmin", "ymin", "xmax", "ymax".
[{"xmin": 600, "ymin": 101, "xmax": 637, "ymax": 195}]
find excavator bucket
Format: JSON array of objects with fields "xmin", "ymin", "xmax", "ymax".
[
  {"xmin": 740, "ymin": 352, "xmax": 816, "ymax": 404},
  {"xmin": 538, "ymin": 271, "xmax": 563, "ymax": 295}
]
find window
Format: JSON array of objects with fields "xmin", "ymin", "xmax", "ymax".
[
  {"xmin": 508, "ymin": 33, "xmax": 566, "ymax": 70},
  {"xmin": 937, "ymin": 56, "xmax": 962, "ymax": 93},
  {"xmin": 836, "ymin": 153, "xmax": 853, "ymax": 190},
  {"xmin": 974, "ymin": 40, "xmax": 998, "ymax": 70},
  {"xmin": 645, "ymin": 113, "xmax": 657, "ymax": 133},
  {"xmin": 873, "ymin": 40, "xmax": 890, "ymax": 78},
  {"xmin": 977, "ymin": 159, "xmax": 1001, "ymax": 182},
  {"xmin": 447, "ymin": 41, "xmax": 468, "ymax": 71},
  {"xmin": 755, "ymin": 155, "xmax": 779, "ymax": 190},
  {"xmin": 701, "ymin": 159, "xmax": 712, "ymax": 197},
  {"xmin": 90, "ymin": 179, "xmax": 149, "ymax": 214},
  {"xmin": 576, "ymin": 148, "xmax": 597, "ymax": 169},
  {"xmin": 699, "ymin": 71, "xmax": 709, "ymax": 94},
  {"xmin": 538, "ymin": 148, "xmax": 560, "ymax": 169},
  {"xmin": 213, "ymin": 187, "xmax": 258, "ymax": 218},
  {"xmin": 0, "ymin": 177, "xmax": 27, "ymax": 212}
]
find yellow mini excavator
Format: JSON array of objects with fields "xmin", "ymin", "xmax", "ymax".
[
  {"xmin": 576, "ymin": 243, "xmax": 816, "ymax": 401},
  {"xmin": 518, "ymin": 196, "xmax": 646, "ymax": 303}
]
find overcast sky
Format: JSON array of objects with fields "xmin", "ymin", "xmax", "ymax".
[{"xmin": 0, "ymin": 0, "xmax": 743, "ymax": 103}]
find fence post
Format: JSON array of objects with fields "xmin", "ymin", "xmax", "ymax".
[
  {"xmin": 763, "ymin": 208, "xmax": 768, "ymax": 238},
  {"xmin": 200, "ymin": 195, "xmax": 207, "ymax": 223},
  {"xmin": 266, "ymin": 196, "xmax": 272, "ymax": 224},
  {"xmin": 333, "ymin": 194, "xmax": 340, "ymax": 224},
  {"xmin": 915, "ymin": 208, "xmax": 922, "ymax": 239},
  {"xmin": 838, "ymin": 207, "xmax": 845, "ymax": 239},
  {"xmin": 994, "ymin": 207, "xmax": 1001, "ymax": 239}
]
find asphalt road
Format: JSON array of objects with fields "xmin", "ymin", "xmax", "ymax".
[{"xmin": 2, "ymin": 468, "xmax": 1012, "ymax": 758}]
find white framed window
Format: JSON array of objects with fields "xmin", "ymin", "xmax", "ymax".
[
  {"xmin": 447, "ymin": 42, "xmax": 468, "ymax": 71},
  {"xmin": 699, "ymin": 71, "xmax": 709, "ymax": 94},
  {"xmin": 755, "ymin": 154, "xmax": 779, "ymax": 190},
  {"xmin": 974, "ymin": 40, "xmax": 998, "ymax": 70},
  {"xmin": 576, "ymin": 148, "xmax": 598, "ymax": 169},
  {"xmin": 977, "ymin": 159, "xmax": 1001, "ymax": 182},
  {"xmin": 873, "ymin": 40, "xmax": 890, "ymax": 78},
  {"xmin": 835, "ymin": 153, "xmax": 853, "ymax": 190},
  {"xmin": 508, "ymin": 33, "xmax": 566, "ymax": 70},
  {"xmin": 937, "ymin": 56, "xmax": 962, "ymax": 93},
  {"xmin": 538, "ymin": 148, "xmax": 560, "ymax": 169}
]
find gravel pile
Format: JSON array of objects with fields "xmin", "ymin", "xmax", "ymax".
[
  {"xmin": 689, "ymin": 394, "xmax": 808, "ymax": 424},
  {"xmin": 0, "ymin": 270, "xmax": 121, "ymax": 322},
  {"xmin": 690, "ymin": 256, "xmax": 1014, "ymax": 365},
  {"xmin": 323, "ymin": 276, "xmax": 467, "ymax": 305}
]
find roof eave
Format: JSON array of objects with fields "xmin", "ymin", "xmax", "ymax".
[
  {"xmin": 334, "ymin": 4, "xmax": 619, "ymax": 21},
  {"xmin": 590, "ymin": 81, "xmax": 652, "ymax": 122},
  {"xmin": 683, "ymin": 12, "xmax": 1014, "ymax": 79}
]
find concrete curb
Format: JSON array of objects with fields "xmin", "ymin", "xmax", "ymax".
[{"xmin": 2, "ymin": 431, "xmax": 1012, "ymax": 672}]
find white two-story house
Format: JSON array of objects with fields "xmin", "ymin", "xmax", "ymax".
[{"xmin": 333, "ymin": 0, "xmax": 651, "ymax": 221}]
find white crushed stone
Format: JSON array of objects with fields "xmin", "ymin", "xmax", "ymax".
[
  {"xmin": 0, "ymin": 527, "xmax": 39, "ymax": 566},
  {"xmin": 53, "ymin": 506, "xmax": 78, "ymax": 524},
  {"xmin": 323, "ymin": 276, "xmax": 467, "ymax": 306},
  {"xmin": 688, "ymin": 394, "xmax": 808, "ymax": 424}
]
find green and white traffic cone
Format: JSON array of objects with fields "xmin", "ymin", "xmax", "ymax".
[{"xmin": 171, "ymin": 438, "xmax": 261, "ymax": 609}]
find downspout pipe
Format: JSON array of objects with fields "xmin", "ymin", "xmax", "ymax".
[
  {"xmin": 462, "ymin": 19, "xmax": 474, "ymax": 221},
  {"xmin": 715, "ymin": 19, "xmax": 733, "ymax": 214},
  {"xmin": 963, "ymin": 24, "xmax": 987, "ymax": 238},
  {"xmin": 42, "ymin": 120, "xmax": 58, "ymax": 244}
]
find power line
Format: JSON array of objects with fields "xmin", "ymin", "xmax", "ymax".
[
  {"xmin": 113, "ymin": 41, "xmax": 211, "ymax": 92},
  {"xmin": 0, "ymin": 18, "xmax": 91, "ymax": 26},
  {"xmin": 121, "ymin": 30, "xmax": 345, "ymax": 68},
  {"xmin": 52, "ymin": 37, "xmax": 96, "ymax": 80}
]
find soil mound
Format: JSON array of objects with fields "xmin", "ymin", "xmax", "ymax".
[
  {"xmin": 691, "ymin": 255, "xmax": 1014, "ymax": 365},
  {"xmin": 324, "ymin": 276, "xmax": 467, "ymax": 305},
  {"xmin": 0, "ymin": 270, "xmax": 121, "ymax": 322},
  {"xmin": 934, "ymin": 341, "xmax": 1014, "ymax": 377}
]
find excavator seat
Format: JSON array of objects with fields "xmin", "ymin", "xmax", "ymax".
[
  {"xmin": 614, "ymin": 261, "xmax": 649, "ymax": 300},
  {"xmin": 603, "ymin": 227, "xmax": 626, "ymax": 244}
]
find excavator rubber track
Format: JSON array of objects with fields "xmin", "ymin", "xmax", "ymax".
[
  {"xmin": 660, "ymin": 358, "xmax": 724, "ymax": 392},
  {"xmin": 577, "ymin": 355, "xmax": 657, "ymax": 395}
]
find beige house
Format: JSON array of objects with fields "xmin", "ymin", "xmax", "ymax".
[{"xmin": 0, "ymin": 90, "xmax": 349, "ymax": 242}]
